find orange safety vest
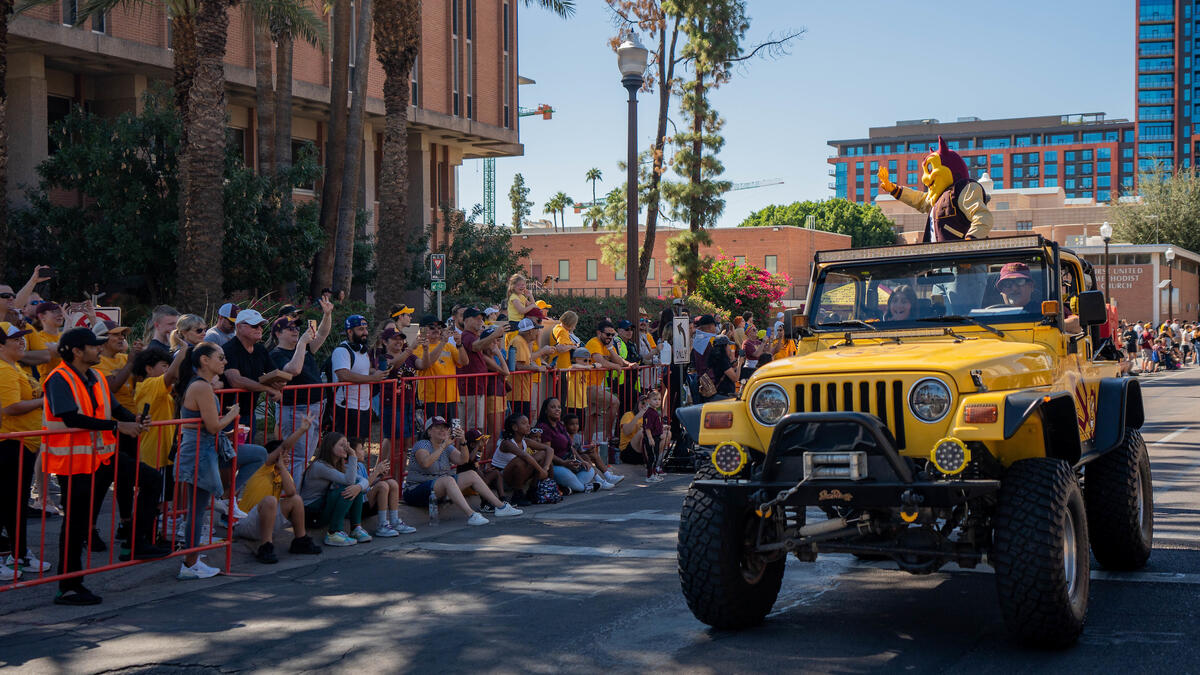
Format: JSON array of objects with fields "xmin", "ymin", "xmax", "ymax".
[{"xmin": 42, "ymin": 362, "xmax": 117, "ymax": 475}]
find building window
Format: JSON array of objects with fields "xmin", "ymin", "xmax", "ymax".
[
  {"xmin": 615, "ymin": 266, "xmax": 625, "ymax": 281},
  {"xmin": 502, "ymin": 1, "xmax": 511, "ymax": 127},
  {"xmin": 990, "ymin": 154, "xmax": 1003, "ymax": 165},
  {"xmin": 1013, "ymin": 167, "xmax": 1024, "ymax": 178},
  {"xmin": 1066, "ymin": 165, "xmax": 1076, "ymax": 176},
  {"xmin": 227, "ymin": 128, "xmax": 247, "ymax": 166},
  {"xmin": 92, "ymin": 10, "xmax": 106, "ymax": 33},
  {"xmin": 764, "ymin": 255, "xmax": 777, "ymax": 273},
  {"xmin": 62, "ymin": 0, "xmax": 76, "ymax": 24},
  {"xmin": 1045, "ymin": 178, "xmax": 1058, "ymax": 187},
  {"xmin": 558, "ymin": 259, "xmax": 569, "ymax": 281},
  {"xmin": 647, "ymin": 259, "xmax": 655, "ymax": 280},
  {"xmin": 465, "ymin": 0, "xmax": 474, "ymax": 119},
  {"xmin": 1015, "ymin": 221, "xmax": 1033, "ymax": 231},
  {"xmin": 586, "ymin": 259, "xmax": 597, "ymax": 281},
  {"xmin": 451, "ymin": 0, "xmax": 460, "ymax": 116},
  {"xmin": 46, "ymin": 95, "xmax": 72, "ymax": 153},
  {"xmin": 907, "ymin": 159, "xmax": 917, "ymax": 171},
  {"xmin": 1097, "ymin": 147, "xmax": 1111, "ymax": 160},
  {"xmin": 906, "ymin": 173, "xmax": 917, "ymax": 184},
  {"xmin": 734, "ymin": 256, "xmax": 746, "ymax": 266},
  {"xmin": 1081, "ymin": 149, "xmax": 1093, "ymax": 161},
  {"xmin": 291, "ymin": 139, "xmax": 318, "ymax": 190},
  {"xmin": 1044, "ymin": 164, "xmax": 1057, "ymax": 177},
  {"xmin": 411, "ymin": 53, "xmax": 420, "ymax": 106}
]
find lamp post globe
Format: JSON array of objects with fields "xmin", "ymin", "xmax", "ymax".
[
  {"xmin": 1100, "ymin": 221, "xmax": 1112, "ymax": 303},
  {"xmin": 618, "ymin": 36, "xmax": 648, "ymax": 336}
]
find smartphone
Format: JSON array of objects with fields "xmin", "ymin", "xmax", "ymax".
[
  {"xmin": 308, "ymin": 319, "xmax": 317, "ymax": 333},
  {"xmin": 451, "ymin": 418, "xmax": 463, "ymax": 436},
  {"xmin": 140, "ymin": 403, "xmax": 151, "ymax": 424}
]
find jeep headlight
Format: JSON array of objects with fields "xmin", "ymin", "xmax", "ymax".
[
  {"xmin": 908, "ymin": 378, "xmax": 952, "ymax": 423},
  {"xmin": 750, "ymin": 384, "xmax": 789, "ymax": 426}
]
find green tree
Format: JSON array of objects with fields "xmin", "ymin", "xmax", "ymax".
[
  {"xmin": 509, "ymin": 173, "xmax": 532, "ymax": 232},
  {"xmin": 430, "ymin": 205, "xmax": 531, "ymax": 302},
  {"xmin": 584, "ymin": 204, "xmax": 605, "ymax": 231},
  {"xmin": 738, "ymin": 199, "xmax": 898, "ymax": 248},
  {"xmin": 585, "ymin": 167, "xmax": 603, "ymax": 206},
  {"xmin": 1111, "ymin": 166, "xmax": 1200, "ymax": 252},
  {"xmin": 543, "ymin": 194, "xmax": 561, "ymax": 231},
  {"xmin": 551, "ymin": 190, "xmax": 573, "ymax": 230}
]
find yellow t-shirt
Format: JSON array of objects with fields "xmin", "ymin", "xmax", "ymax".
[
  {"xmin": 412, "ymin": 343, "xmax": 460, "ymax": 403},
  {"xmin": 619, "ymin": 411, "xmax": 642, "ymax": 450},
  {"xmin": 96, "ymin": 352, "xmax": 135, "ymax": 411},
  {"xmin": 508, "ymin": 335, "xmax": 541, "ymax": 402},
  {"xmin": 20, "ymin": 324, "xmax": 46, "ymax": 382},
  {"xmin": 134, "ymin": 375, "xmax": 176, "ymax": 469},
  {"xmin": 0, "ymin": 358, "xmax": 42, "ymax": 452},
  {"xmin": 585, "ymin": 337, "xmax": 614, "ymax": 386},
  {"xmin": 566, "ymin": 367, "xmax": 589, "ymax": 410},
  {"xmin": 34, "ymin": 330, "xmax": 62, "ymax": 381},
  {"xmin": 552, "ymin": 324, "xmax": 576, "ymax": 370},
  {"xmin": 507, "ymin": 293, "xmax": 528, "ymax": 320},
  {"xmin": 240, "ymin": 464, "xmax": 283, "ymax": 511},
  {"xmin": 776, "ymin": 339, "xmax": 797, "ymax": 359}
]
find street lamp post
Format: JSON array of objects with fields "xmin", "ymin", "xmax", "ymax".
[
  {"xmin": 618, "ymin": 37, "xmax": 648, "ymax": 339},
  {"xmin": 1165, "ymin": 246, "xmax": 1175, "ymax": 324},
  {"xmin": 1100, "ymin": 221, "xmax": 1112, "ymax": 304}
]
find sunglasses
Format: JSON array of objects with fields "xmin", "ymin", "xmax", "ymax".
[
  {"xmin": 0, "ymin": 293, "xmax": 14, "ymax": 299},
  {"xmin": 603, "ymin": 332, "xmax": 616, "ymax": 338}
]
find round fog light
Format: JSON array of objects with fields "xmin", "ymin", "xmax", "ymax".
[
  {"xmin": 711, "ymin": 442, "xmax": 748, "ymax": 477},
  {"xmin": 930, "ymin": 437, "xmax": 971, "ymax": 475}
]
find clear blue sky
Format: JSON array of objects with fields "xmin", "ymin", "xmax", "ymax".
[{"xmin": 457, "ymin": 1, "xmax": 1134, "ymax": 230}]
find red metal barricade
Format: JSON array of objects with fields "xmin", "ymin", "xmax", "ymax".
[{"xmin": 0, "ymin": 418, "xmax": 236, "ymax": 592}]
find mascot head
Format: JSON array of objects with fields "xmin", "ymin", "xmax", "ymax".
[{"xmin": 921, "ymin": 136, "xmax": 970, "ymax": 206}]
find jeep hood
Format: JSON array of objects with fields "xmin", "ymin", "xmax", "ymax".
[{"xmin": 753, "ymin": 339, "xmax": 1056, "ymax": 391}]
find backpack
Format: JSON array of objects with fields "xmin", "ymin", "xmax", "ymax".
[
  {"xmin": 320, "ymin": 342, "xmax": 361, "ymax": 430},
  {"xmin": 534, "ymin": 477, "xmax": 563, "ymax": 504}
]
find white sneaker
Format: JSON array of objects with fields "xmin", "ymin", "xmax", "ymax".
[
  {"xmin": 647, "ymin": 474, "xmax": 665, "ymax": 483},
  {"xmin": 178, "ymin": 556, "xmax": 221, "ymax": 580},
  {"xmin": 230, "ymin": 498, "xmax": 249, "ymax": 520},
  {"xmin": 0, "ymin": 562, "xmax": 20, "ymax": 581},
  {"xmin": 7, "ymin": 552, "xmax": 51, "ymax": 573},
  {"xmin": 467, "ymin": 512, "xmax": 489, "ymax": 526},
  {"xmin": 391, "ymin": 521, "xmax": 417, "ymax": 534},
  {"xmin": 597, "ymin": 480, "xmax": 616, "ymax": 490},
  {"xmin": 605, "ymin": 472, "xmax": 625, "ymax": 485},
  {"xmin": 494, "ymin": 503, "xmax": 523, "ymax": 517},
  {"xmin": 374, "ymin": 524, "xmax": 400, "ymax": 538}
]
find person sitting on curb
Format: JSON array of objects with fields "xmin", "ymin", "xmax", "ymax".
[
  {"xmin": 489, "ymin": 413, "xmax": 555, "ymax": 507},
  {"xmin": 234, "ymin": 413, "xmax": 325, "ymax": 563},
  {"xmin": 402, "ymin": 416, "xmax": 523, "ymax": 525},
  {"xmin": 299, "ymin": 432, "xmax": 372, "ymax": 547},
  {"xmin": 351, "ymin": 437, "xmax": 416, "ymax": 536}
]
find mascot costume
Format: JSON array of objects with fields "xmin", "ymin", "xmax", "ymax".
[{"xmin": 878, "ymin": 136, "xmax": 992, "ymax": 242}]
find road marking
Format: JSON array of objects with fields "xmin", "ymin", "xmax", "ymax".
[
  {"xmin": 402, "ymin": 543, "xmax": 1200, "ymax": 584},
  {"xmin": 403, "ymin": 541, "xmax": 676, "ymax": 560},
  {"xmin": 533, "ymin": 509, "xmax": 680, "ymax": 523},
  {"xmin": 1150, "ymin": 427, "xmax": 1191, "ymax": 446}
]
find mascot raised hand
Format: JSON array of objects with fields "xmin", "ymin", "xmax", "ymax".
[{"xmin": 878, "ymin": 136, "xmax": 992, "ymax": 242}]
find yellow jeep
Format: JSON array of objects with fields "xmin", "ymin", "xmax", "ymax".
[{"xmin": 676, "ymin": 235, "xmax": 1149, "ymax": 648}]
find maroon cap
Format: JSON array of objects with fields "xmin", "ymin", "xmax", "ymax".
[
  {"xmin": 381, "ymin": 327, "xmax": 407, "ymax": 342},
  {"xmin": 34, "ymin": 301, "xmax": 61, "ymax": 316},
  {"xmin": 466, "ymin": 428, "xmax": 488, "ymax": 444},
  {"xmin": 271, "ymin": 317, "xmax": 299, "ymax": 335},
  {"xmin": 996, "ymin": 262, "xmax": 1033, "ymax": 288}
]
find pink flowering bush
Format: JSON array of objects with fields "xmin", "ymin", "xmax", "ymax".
[{"xmin": 695, "ymin": 255, "xmax": 791, "ymax": 326}]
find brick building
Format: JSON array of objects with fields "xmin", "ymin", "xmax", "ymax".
[
  {"xmin": 1077, "ymin": 243, "xmax": 1199, "ymax": 325},
  {"xmin": 827, "ymin": 113, "xmax": 1135, "ymax": 204},
  {"xmin": 510, "ymin": 226, "xmax": 851, "ymax": 304},
  {"xmin": 7, "ymin": 0, "xmax": 522, "ymax": 233}
]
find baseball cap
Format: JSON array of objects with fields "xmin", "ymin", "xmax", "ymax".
[
  {"xmin": 776, "ymin": 312, "xmax": 785, "ymax": 320},
  {"xmin": 381, "ymin": 327, "xmax": 407, "ymax": 342},
  {"xmin": 419, "ymin": 314, "xmax": 441, "ymax": 327},
  {"xmin": 572, "ymin": 347, "xmax": 592, "ymax": 359},
  {"xmin": 34, "ymin": 301, "xmax": 61, "ymax": 316},
  {"xmin": 344, "ymin": 314, "xmax": 368, "ymax": 330},
  {"xmin": 391, "ymin": 305, "xmax": 415, "ymax": 318},
  {"xmin": 517, "ymin": 318, "xmax": 537, "ymax": 332},
  {"xmin": 425, "ymin": 415, "xmax": 450, "ymax": 431},
  {"xmin": 462, "ymin": 307, "xmax": 483, "ymax": 319},
  {"xmin": 616, "ymin": 319, "xmax": 633, "ymax": 330},
  {"xmin": 235, "ymin": 309, "xmax": 267, "ymax": 326},
  {"xmin": 93, "ymin": 320, "xmax": 130, "ymax": 338},
  {"xmin": 59, "ymin": 327, "xmax": 106, "ymax": 350},
  {"xmin": 271, "ymin": 317, "xmax": 299, "ymax": 335},
  {"xmin": 484, "ymin": 306, "xmax": 499, "ymax": 316},
  {"xmin": 279, "ymin": 304, "xmax": 301, "ymax": 317},
  {"xmin": 535, "ymin": 300, "xmax": 552, "ymax": 310},
  {"xmin": 0, "ymin": 322, "xmax": 32, "ymax": 341},
  {"xmin": 466, "ymin": 429, "xmax": 488, "ymax": 444},
  {"xmin": 217, "ymin": 302, "xmax": 240, "ymax": 320},
  {"xmin": 480, "ymin": 326, "xmax": 496, "ymax": 339},
  {"xmin": 996, "ymin": 262, "xmax": 1033, "ymax": 288}
]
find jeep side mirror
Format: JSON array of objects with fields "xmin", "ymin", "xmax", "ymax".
[
  {"xmin": 784, "ymin": 310, "xmax": 810, "ymax": 339},
  {"xmin": 1075, "ymin": 290, "xmax": 1107, "ymax": 327}
]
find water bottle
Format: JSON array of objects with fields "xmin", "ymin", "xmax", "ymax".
[{"xmin": 428, "ymin": 494, "xmax": 439, "ymax": 526}]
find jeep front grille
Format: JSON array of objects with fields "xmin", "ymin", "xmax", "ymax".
[{"xmin": 795, "ymin": 379, "xmax": 906, "ymax": 449}]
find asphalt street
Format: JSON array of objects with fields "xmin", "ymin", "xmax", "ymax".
[{"xmin": 1, "ymin": 367, "xmax": 1198, "ymax": 673}]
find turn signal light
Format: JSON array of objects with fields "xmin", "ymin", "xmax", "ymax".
[
  {"xmin": 963, "ymin": 404, "xmax": 998, "ymax": 424},
  {"xmin": 704, "ymin": 411, "xmax": 733, "ymax": 429},
  {"xmin": 1041, "ymin": 300, "xmax": 1059, "ymax": 316}
]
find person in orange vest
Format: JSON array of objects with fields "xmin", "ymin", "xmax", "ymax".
[{"xmin": 42, "ymin": 328, "xmax": 147, "ymax": 606}]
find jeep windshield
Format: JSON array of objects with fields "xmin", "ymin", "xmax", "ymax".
[{"xmin": 809, "ymin": 250, "xmax": 1051, "ymax": 332}]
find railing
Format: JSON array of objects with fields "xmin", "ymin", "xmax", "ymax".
[
  {"xmin": 2, "ymin": 362, "xmax": 681, "ymax": 594},
  {"xmin": 1, "ymin": 418, "xmax": 236, "ymax": 591}
]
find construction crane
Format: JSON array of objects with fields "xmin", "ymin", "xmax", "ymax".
[
  {"xmin": 573, "ymin": 178, "xmax": 784, "ymax": 213},
  {"xmin": 482, "ymin": 104, "xmax": 555, "ymax": 226}
]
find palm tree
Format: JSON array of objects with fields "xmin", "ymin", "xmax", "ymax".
[
  {"xmin": 312, "ymin": 0, "xmax": 353, "ymax": 296},
  {"xmin": 585, "ymin": 204, "xmax": 605, "ymax": 231},
  {"xmin": 585, "ymin": 167, "xmax": 602, "ymax": 206},
  {"xmin": 372, "ymin": 0, "xmax": 576, "ymax": 319},
  {"xmin": 543, "ymin": 196, "xmax": 560, "ymax": 231},
  {"xmin": 552, "ymin": 191, "xmax": 572, "ymax": 229}
]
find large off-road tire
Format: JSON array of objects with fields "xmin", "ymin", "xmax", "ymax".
[
  {"xmin": 1085, "ymin": 428, "xmax": 1153, "ymax": 571},
  {"xmin": 678, "ymin": 484, "xmax": 784, "ymax": 629},
  {"xmin": 991, "ymin": 458, "xmax": 1090, "ymax": 648}
]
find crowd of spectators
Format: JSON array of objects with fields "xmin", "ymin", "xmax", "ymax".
[
  {"xmin": 0, "ymin": 267, "xmax": 811, "ymax": 605},
  {"xmin": 1120, "ymin": 318, "xmax": 1195, "ymax": 374}
]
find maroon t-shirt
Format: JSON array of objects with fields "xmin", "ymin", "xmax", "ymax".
[
  {"xmin": 457, "ymin": 330, "xmax": 490, "ymax": 396},
  {"xmin": 539, "ymin": 419, "xmax": 572, "ymax": 459}
]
